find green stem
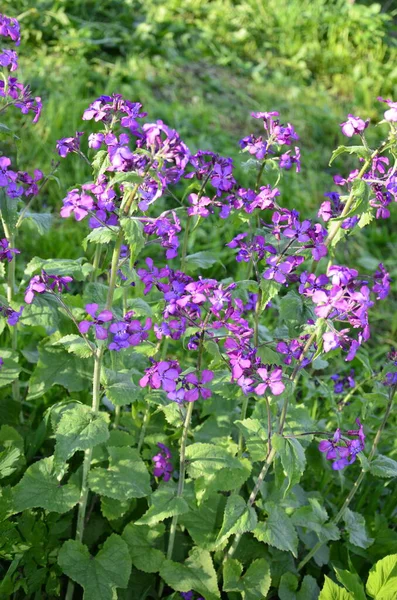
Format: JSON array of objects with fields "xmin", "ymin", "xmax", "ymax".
[
  {"xmin": 106, "ymin": 229, "xmax": 124, "ymax": 308},
  {"xmin": 114, "ymin": 406, "xmax": 121, "ymax": 429},
  {"xmin": 297, "ymin": 384, "xmax": 396, "ymax": 571},
  {"xmin": 238, "ymin": 395, "xmax": 250, "ymax": 457},
  {"xmin": 165, "ymin": 328, "xmax": 206, "ymax": 563},
  {"xmin": 225, "ymin": 330, "xmax": 317, "ymax": 561},
  {"xmin": 181, "ymin": 215, "xmax": 192, "ymax": 271},
  {"xmin": 137, "ymin": 405, "xmax": 151, "ymax": 453},
  {"xmin": 90, "ymin": 244, "xmax": 102, "ymax": 282}
]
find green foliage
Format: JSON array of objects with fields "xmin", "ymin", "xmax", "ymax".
[
  {"xmin": 58, "ymin": 534, "xmax": 132, "ymax": 600},
  {"xmin": 160, "ymin": 547, "xmax": 220, "ymax": 600},
  {"xmin": 223, "ymin": 558, "xmax": 271, "ymax": 599}
]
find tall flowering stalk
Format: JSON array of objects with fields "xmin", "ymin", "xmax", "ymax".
[{"xmin": 1, "ymin": 12, "xmax": 397, "ymax": 598}]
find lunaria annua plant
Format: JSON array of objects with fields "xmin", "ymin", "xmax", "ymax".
[{"xmin": 0, "ymin": 11, "xmax": 396, "ymax": 600}]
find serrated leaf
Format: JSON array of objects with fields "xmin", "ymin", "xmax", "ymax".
[
  {"xmin": 329, "ymin": 145, "xmax": 370, "ymax": 166},
  {"xmin": 25, "ymin": 256, "xmax": 86, "ymax": 280},
  {"xmin": 89, "ymin": 446, "xmax": 151, "ymax": 500},
  {"xmin": 120, "ymin": 217, "xmax": 145, "ymax": 258},
  {"xmin": 91, "ymin": 149, "xmax": 111, "ymax": 179},
  {"xmin": 185, "ymin": 251, "xmax": 220, "ymax": 270},
  {"xmin": 137, "ymin": 482, "xmax": 189, "ymax": 526},
  {"xmin": 180, "ymin": 494, "xmax": 224, "ymax": 550},
  {"xmin": 272, "ymin": 434, "xmax": 306, "ymax": 494},
  {"xmin": 291, "ymin": 498, "xmax": 340, "ymax": 543},
  {"xmin": 216, "ymin": 495, "xmax": 257, "ymax": 546},
  {"xmin": 234, "ymin": 418, "xmax": 269, "ymax": 462},
  {"xmin": 343, "ymin": 508, "xmax": 374, "ymax": 549},
  {"xmin": 334, "ymin": 568, "xmax": 366, "ymax": 600},
  {"xmin": 54, "ymin": 404, "xmax": 110, "ymax": 470},
  {"xmin": 160, "ymin": 547, "xmax": 220, "ymax": 600},
  {"xmin": 223, "ymin": 558, "xmax": 271, "ymax": 600},
  {"xmin": 56, "ymin": 334, "xmax": 94, "ymax": 358},
  {"xmin": 260, "ymin": 278, "xmax": 280, "ymax": 309},
  {"xmin": 102, "ymin": 368, "xmax": 140, "ymax": 406},
  {"xmin": 253, "ymin": 502, "xmax": 298, "ymax": 556},
  {"xmin": 194, "ymin": 458, "xmax": 251, "ymax": 504},
  {"xmin": 185, "ymin": 443, "xmax": 246, "ymax": 479},
  {"xmin": 319, "ymin": 576, "xmax": 353, "ymax": 599},
  {"xmin": 22, "ymin": 212, "xmax": 53, "ymax": 235},
  {"xmin": 122, "ymin": 523, "xmax": 165, "ymax": 573},
  {"xmin": 101, "ymin": 496, "xmax": 131, "ymax": 521},
  {"xmin": 0, "ymin": 188, "xmax": 19, "ymax": 232},
  {"xmin": 0, "ymin": 351, "xmax": 21, "ymax": 389},
  {"xmin": 82, "ymin": 226, "xmax": 119, "ymax": 250},
  {"xmin": 370, "ymin": 455, "xmax": 397, "ymax": 478},
  {"xmin": 27, "ymin": 342, "xmax": 93, "ymax": 400},
  {"xmin": 279, "ymin": 292, "xmax": 303, "ymax": 329},
  {"xmin": 0, "ymin": 447, "xmax": 21, "ymax": 479},
  {"xmin": 12, "ymin": 457, "xmax": 80, "ymax": 514},
  {"xmin": 366, "ymin": 554, "xmax": 397, "ymax": 600},
  {"xmin": 58, "ymin": 534, "xmax": 132, "ymax": 600}
]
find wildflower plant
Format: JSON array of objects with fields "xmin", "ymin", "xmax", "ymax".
[{"xmin": 0, "ymin": 12, "xmax": 396, "ymax": 600}]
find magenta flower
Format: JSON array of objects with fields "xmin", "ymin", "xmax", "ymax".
[
  {"xmin": 78, "ymin": 303, "xmax": 113, "ymax": 340},
  {"xmin": 340, "ymin": 114, "xmax": 369, "ymax": 137},
  {"xmin": 140, "ymin": 361, "xmax": 181, "ymax": 393},
  {"xmin": 183, "ymin": 370, "xmax": 214, "ymax": 402},
  {"xmin": 60, "ymin": 189, "xmax": 94, "ymax": 221},
  {"xmin": 0, "ymin": 48, "xmax": 18, "ymax": 71},
  {"xmin": 0, "ymin": 238, "xmax": 19, "ymax": 262},
  {"xmin": 24, "ymin": 275, "xmax": 47, "ymax": 304},
  {"xmin": 152, "ymin": 443, "xmax": 173, "ymax": 482},
  {"xmin": 56, "ymin": 132, "xmax": 84, "ymax": 158},
  {"xmin": 378, "ymin": 97, "xmax": 397, "ymax": 122},
  {"xmin": 255, "ymin": 367, "xmax": 285, "ymax": 396}
]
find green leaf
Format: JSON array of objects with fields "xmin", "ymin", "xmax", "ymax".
[
  {"xmin": 272, "ymin": 434, "xmax": 306, "ymax": 494},
  {"xmin": 91, "ymin": 149, "xmax": 111, "ymax": 179},
  {"xmin": 329, "ymin": 145, "xmax": 370, "ymax": 165},
  {"xmin": 343, "ymin": 508, "xmax": 374, "ymax": 549},
  {"xmin": 137, "ymin": 482, "xmax": 189, "ymax": 526},
  {"xmin": 370, "ymin": 455, "xmax": 397, "ymax": 478},
  {"xmin": 185, "ymin": 251, "xmax": 220, "ymax": 270},
  {"xmin": 101, "ymin": 496, "xmax": 131, "ymax": 521},
  {"xmin": 122, "ymin": 523, "xmax": 165, "ymax": 573},
  {"xmin": 58, "ymin": 534, "xmax": 132, "ymax": 600},
  {"xmin": 160, "ymin": 547, "xmax": 220, "ymax": 600},
  {"xmin": 54, "ymin": 404, "xmax": 110, "ymax": 470},
  {"xmin": 185, "ymin": 443, "xmax": 247, "ymax": 478},
  {"xmin": 89, "ymin": 446, "xmax": 151, "ymax": 500},
  {"xmin": 0, "ymin": 350, "xmax": 21, "ymax": 389},
  {"xmin": 260, "ymin": 278, "xmax": 280, "ymax": 309},
  {"xmin": 216, "ymin": 495, "xmax": 257, "ymax": 546},
  {"xmin": 366, "ymin": 554, "xmax": 397, "ymax": 600},
  {"xmin": 27, "ymin": 342, "xmax": 93, "ymax": 400},
  {"xmin": 82, "ymin": 226, "xmax": 119, "ymax": 249},
  {"xmin": 12, "ymin": 457, "xmax": 80, "ymax": 514},
  {"xmin": 194, "ymin": 458, "xmax": 251, "ymax": 504},
  {"xmin": 179, "ymin": 493, "xmax": 224, "ymax": 550},
  {"xmin": 0, "ymin": 188, "xmax": 19, "ymax": 232},
  {"xmin": 22, "ymin": 212, "xmax": 53, "ymax": 235},
  {"xmin": 279, "ymin": 573, "xmax": 319, "ymax": 600},
  {"xmin": 108, "ymin": 171, "xmax": 144, "ymax": 188},
  {"xmin": 102, "ymin": 368, "xmax": 141, "ymax": 406},
  {"xmin": 234, "ymin": 418, "xmax": 269, "ymax": 461},
  {"xmin": 279, "ymin": 291, "xmax": 303, "ymax": 331},
  {"xmin": 25, "ymin": 256, "xmax": 87, "ymax": 280},
  {"xmin": 334, "ymin": 568, "xmax": 366, "ymax": 600},
  {"xmin": 291, "ymin": 498, "xmax": 340, "ymax": 543},
  {"xmin": 55, "ymin": 334, "xmax": 95, "ymax": 358},
  {"xmin": 223, "ymin": 558, "xmax": 271, "ymax": 600},
  {"xmin": 319, "ymin": 576, "xmax": 353, "ymax": 600},
  {"xmin": 0, "ymin": 447, "xmax": 21, "ymax": 479},
  {"xmin": 253, "ymin": 502, "xmax": 298, "ymax": 556},
  {"xmin": 120, "ymin": 217, "xmax": 145, "ymax": 258}
]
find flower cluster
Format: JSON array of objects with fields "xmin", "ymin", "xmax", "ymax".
[
  {"xmin": 152, "ymin": 443, "xmax": 173, "ymax": 482},
  {"xmin": 318, "ymin": 419, "xmax": 365, "ymax": 470},
  {"xmin": 25, "ymin": 272, "xmax": 73, "ymax": 304}
]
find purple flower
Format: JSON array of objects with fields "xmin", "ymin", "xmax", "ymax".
[
  {"xmin": 187, "ymin": 193, "xmax": 212, "ymax": 217},
  {"xmin": 378, "ymin": 97, "xmax": 397, "ymax": 122},
  {"xmin": 152, "ymin": 443, "xmax": 173, "ymax": 482},
  {"xmin": 140, "ymin": 360, "xmax": 181, "ymax": 393},
  {"xmin": 255, "ymin": 367, "xmax": 285, "ymax": 396},
  {"xmin": 319, "ymin": 419, "xmax": 365, "ymax": 470},
  {"xmin": 263, "ymin": 255, "xmax": 294, "ymax": 284},
  {"xmin": 24, "ymin": 275, "xmax": 47, "ymax": 304},
  {"xmin": 184, "ymin": 370, "xmax": 214, "ymax": 402},
  {"xmin": 372, "ymin": 263, "xmax": 390, "ymax": 300},
  {"xmin": 0, "ymin": 14, "xmax": 21, "ymax": 45},
  {"xmin": 78, "ymin": 303, "xmax": 113, "ymax": 340},
  {"xmin": 0, "ymin": 48, "xmax": 18, "ymax": 71},
  {"xmin": 56, "ymin": 132, "xmax": 84, "ymax": 158},
  {"xmin": 0, "ymin": 156, "xmax": 15, "ymax": 187},
  {"xmin": 0, "ymin": 304, "xmax": 23, "ymax": 325},
  {"xmin": 0, "ymin": 357, "xmax": 3, "ymax": 369},
  {"xmin": 88, "ymin": 132, "xmax": 105, "ymax": 149},
  {"xmin": 0, "ymin": 238, "xmax": 19, "ymax": 262},
  {"xmin": 60, "ymin": 189, "xmax": 94, "ymax": 221},
  {"xmin": 340, "ymin": 115, "xmax": 369, "ymax": 137}
]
